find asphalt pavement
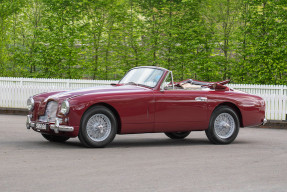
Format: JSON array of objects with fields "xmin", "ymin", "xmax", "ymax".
[{"xmin": 1, "ymin": 114, "xmax": 287, "ymax": 192}]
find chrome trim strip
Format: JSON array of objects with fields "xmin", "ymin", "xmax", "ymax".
[
  {"xmin": 171, "ymin": 71, "xmax": 174, "ymax": 90},
  {"xmin": 195, "ymin": 97, "xmax": 208, "ymax": 102}
]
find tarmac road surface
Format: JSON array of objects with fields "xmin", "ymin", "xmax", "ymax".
[{"xmin": 1, "ymin": 114, "xmax": 287, "ymax": 192}]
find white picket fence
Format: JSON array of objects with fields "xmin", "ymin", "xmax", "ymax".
[
  {"xmin": 0, "ymin": 77, "xmax": 117, "ymax": 89},
  {"xmin": 0, "ymin": 77, "xmax": 117, "ymax": 109},
  {"xmin": 0, "ymin": 77, "xmax": 286, "ymax": 120}
]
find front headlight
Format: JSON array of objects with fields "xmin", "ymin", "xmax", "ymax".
[
  {"xmin": 27, "ymin": 97, "xmax": 34, "ymax": 111},
  {"xmin": 60, "ymin": 100, "xmax": 70, "ymax": 115}
]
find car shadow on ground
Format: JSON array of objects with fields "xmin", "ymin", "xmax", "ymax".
[
  {"xmin": 109, "ymin": 138, "xmax": 210, "ymax": 148},
  {"xmin": 29, "ymin": 138, "xmax": 250, "ymax": 149},
  {"xmin": 3, "ymin": 137, "xmax": 251, "ymax": 150},
  {"xmin": 3, "ymin": 138, "xmax": 210, "ymax": 149}
]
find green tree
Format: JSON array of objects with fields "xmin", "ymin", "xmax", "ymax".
[
  {"xmin": 242, "ymin": 0, "xmax": 287, "ymax": 84},
  {"xmin": 0, "ymin": 0, "xmax": 24, "ymax": 76},
  {"xmin": 0, "ymin": 0, "xmax": 286, "ymax": 84}
]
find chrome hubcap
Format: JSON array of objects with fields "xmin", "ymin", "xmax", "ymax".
[
  {"xmin": 214, "ymin": 113, "xmax": 235, "ymax": 139},
  {"xmin": 86, "ymin": 114, "xmax": 111, "ymax": 142}
]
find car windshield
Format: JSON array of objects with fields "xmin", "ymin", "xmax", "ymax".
[{"xmin": 119, "ymin": 67, "xmax": 164, "ymax": 88}]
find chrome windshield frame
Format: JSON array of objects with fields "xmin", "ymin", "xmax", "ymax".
[
  {"xmin": 119, "ymin": 66, "xmax": 166, "ymax": 89},
  {"xmin": 160, "ymin": 71, "xmax": 174, "ymax": 91}
]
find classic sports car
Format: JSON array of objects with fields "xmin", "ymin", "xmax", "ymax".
[{"xmin": 26, "ymin": 66, "xmax": 266, "ymax": 147}]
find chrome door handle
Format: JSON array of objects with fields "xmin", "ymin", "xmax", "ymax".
[{"xmin": 195, "ymin": 97, "xmax": 207, "ymax": 102}]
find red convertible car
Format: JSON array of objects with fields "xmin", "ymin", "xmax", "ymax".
[{"xmin": 26, "ymin": 66, "xmax": 266, "ymax": 147}]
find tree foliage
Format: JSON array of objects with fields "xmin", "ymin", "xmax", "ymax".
[{"xmin": 0, "ymin": 0, "xmax": 286, "ymax": 84}]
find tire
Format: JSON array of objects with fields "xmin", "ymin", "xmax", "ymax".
[
  {"xmin": 164, "ymin": 131, "xmax": 191, "ymax": 139},
  {"xmin": 205, "ymin": 106, "xmax": 239, "ymax": 144},
  {"xmin": 41, "ymin": 134, "xmax": 70, "ymax": 142},
  {"xmin": 78, "ymin": 106, "xmax": 117, "ymax": 148}
]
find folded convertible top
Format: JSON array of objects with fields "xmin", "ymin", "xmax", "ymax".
[{"xmin": 178, "ymin": 79, "xmax": 230, "ymax": 90}]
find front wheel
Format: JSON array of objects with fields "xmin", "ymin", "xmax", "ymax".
[
  {"xmin": 164, "ymin": 131, "xmax": 191, "ymax": 139},
  {"xmin": 205, "ymin": 106, "xmax": 239, "ymax": 144},
  {"xmin": 78, "ymin": 106, "xmax": 117, "ymax": 148},
  {"xmin": 41, "ymin": 134, "xmax": 70, "ymax": 142}
]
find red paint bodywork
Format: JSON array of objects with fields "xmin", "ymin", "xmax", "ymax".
[{"xmin": 29, "ymin": 67, "xmax": 265, "ymax": 137}]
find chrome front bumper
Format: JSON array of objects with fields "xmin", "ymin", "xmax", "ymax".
[
  {"xmin": 262, "ymin": 118, "xmax": 267, "ymax": 125},
  {"xmin": 26, "ymin": 115, "xmax": 74, "ymax": 133}
]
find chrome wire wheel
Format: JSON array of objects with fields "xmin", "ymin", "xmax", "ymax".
[
  {"xmin": 214, "ymin": 113, "xmax": 235, "ymax": 139},
  {"xmin": 79, "ymin": 106, "xmax": 117, "ymax": 148},
  {"xmin": 86, "ymin": 114, "xmax": 112, "ymax": 142},
  {"xmin": 205, "ymin": 106, "xmax": 239, "ymax": 144}
]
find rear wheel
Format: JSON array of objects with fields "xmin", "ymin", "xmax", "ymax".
[
  {"xmin": 41, "ymin": 134, "xmax": 70, "ymax": 142},
  {"xmin": 164, "ymin": 131, "xmax": 191, "ymax": 139},
  {"xmin": 205, "ymin": 106, "xmax": 239, "ymax": 144},
  {"xmin": 78, "ymin": 106, "xmax": 117, "ymax": 148}
]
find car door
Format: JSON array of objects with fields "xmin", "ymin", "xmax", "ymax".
[
  {"xmin": 106, "ymin": 90, "xmax": 155, "ymax": 134},
  {"xmin": 154, "ymin": 89, "xmax": 209, "ymax": 132}
]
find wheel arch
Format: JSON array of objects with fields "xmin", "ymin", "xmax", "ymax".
[
  {"xmin": 213, "ymin": 102, "xmax": 243, "ymax": 127},
  {"xmin": 80, "ymin": 102, "xmax": 122, "ymax": 134}
]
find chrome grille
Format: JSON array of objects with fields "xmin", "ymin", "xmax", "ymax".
[{"xmin": 39, "ymin": 101, "xmax": 58, "ymax": 122}]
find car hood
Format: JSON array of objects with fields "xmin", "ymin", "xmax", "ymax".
[
  {"xmin": 44, "ymin": 85, "xmax": 151, "ymax": 101},
  {"xmin": 34, "ymin": 85, "xmax": 151, "ymax": 115}
]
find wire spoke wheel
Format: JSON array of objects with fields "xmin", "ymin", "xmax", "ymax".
[
  {"xmin": 205, "ymin": 106, "xmax": 239, "ymax": 144},
  {"xmin": 86, "ymin": 114, "xmax": 112, "ymax": 142},
  {"xmin": 214, "ymin": 113, "xmax": 235, "ymax": 139},
  {"xmin": 78, "ymin": 106, "xmax": 117, "ymax": 148}
]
